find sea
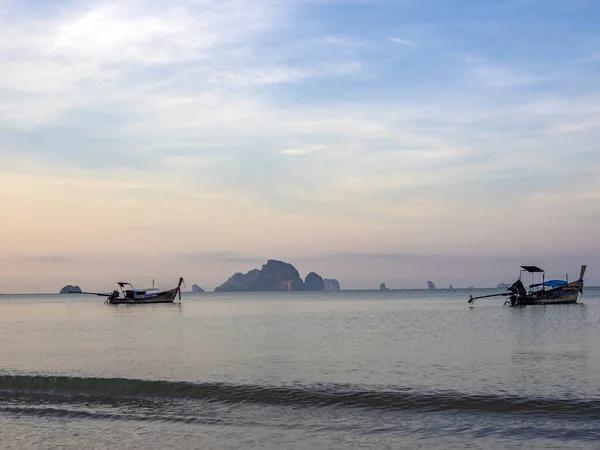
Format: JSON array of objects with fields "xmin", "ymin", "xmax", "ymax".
[{"xmin": 2, "ymin": 287, "xmax": 600, "ymax": 449}]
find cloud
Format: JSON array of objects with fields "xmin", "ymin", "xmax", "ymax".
[
  {"xmin": 465, "ymin": 56, "xmax": 555, "ymax": 88},
  {"xmin": 281, "ymin": 144, "xmax": 326, "ymax": 155},
  {"xmin": 0, "ymin": 0, "xmax": 366, "ymax": 128},
  {"xmin": 470, "ymin": 66, "xmax": 547, "ymax": 87},
  {"xmin": 0, "ymin": 0, "xmax": 305, "ymax": 129},
  {"xmin": 389, "ymin": 37, "xmax": 417, "ymax": 47},
  {"xmin": 180, "ymin": 252, "xmax": 266, "ymax": 263},
  {"xmin": 14, "ymin": 254, "xmax": 80, "ymax": 264},
  {"xmin": 546, "ymin": 120, "xmax": 600, "ymax": 133}
]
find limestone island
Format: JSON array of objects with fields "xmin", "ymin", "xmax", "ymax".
[
  {"xmin": 215, "ymin": 259, "xmax": 340, "ymax": 292},
  {"xmin": 380, "ymin": 283, "xmax": 390, "ymax": 291},
  {"xmin": 324, "ymin": 279, "xmax": 341, "ymax": 291},
  {"xmin": 59, "ymin": 285, "xmax": 82, "ymax": 294},
  {"xmin": 192, "ymin": 284, "xmax": 205, "ymax": 293},
  {"xmin": 427, "ymin": 281, "xmax": 436, "ymax": 290},
  {"xmin": 304, "ymin": 272, "xmax": 325, "ymax": 291}
]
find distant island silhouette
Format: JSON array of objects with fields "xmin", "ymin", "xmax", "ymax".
[
  {"xmin": 304, "ymin": 272, "xmax": 325, "ymax": 291},
  {"xmin": 215, "ymin": 259, "xmax": 340, "ymax": 292},
  {"xmin": 324, "ymin": 279, "xmax": 340, "ymax": 291},
  {"xmin": 59, "ymin": 285, "xmax": 82, "ymax": 294},
  {"xmin": 192, "ymin": 284, "xmax": 205, "ymax": 293}
]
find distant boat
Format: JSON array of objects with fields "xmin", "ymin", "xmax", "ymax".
[
  {"xmin": 468, "ymin": 265, "xmax": 586, "ymax": 306},
  {"xmin": 74, "ymin": 278, "xmax": 185, "ymax": 304}
]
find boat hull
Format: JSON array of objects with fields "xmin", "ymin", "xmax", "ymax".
[
  {"xmin": 107, "ymin": 288, "xmax": 180, "ymax": 305},
  {"xmin": 510, "ymin": 280, "xmax": 583, "ymax": 306},
  {"xmin": 514, "ymin": 291, "xmax": 580, "ymax": 305},
  {"xmin": 108, "ymin": 298, "xmax": 175, "ymax": 305}
]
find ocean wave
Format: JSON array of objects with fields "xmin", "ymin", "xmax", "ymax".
[
  {"xmin": 0, "ymin": 404, "xmax": 227, "ymax": 425},
  {"xmin": 1, "ymin": 374, "xmax": 599, "ymax": 417}
]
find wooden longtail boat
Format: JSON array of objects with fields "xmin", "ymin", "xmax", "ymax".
[
  {"xmin": 469, "ymin": 265, "xmax": 586, "ymax": 306},
  {"xmin": 74, "ymin": 278, "xmax": 185, "ymax": 304}
]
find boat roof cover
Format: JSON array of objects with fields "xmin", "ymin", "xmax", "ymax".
[
  {"xmin": 521, "ymin": 265, "xmax": 544, "ymax": 273},
  {"xmin": 543, "ymin": 280, "xmax": 567, "ymax": 287}
]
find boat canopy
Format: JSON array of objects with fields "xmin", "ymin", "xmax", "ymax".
[
  {"xmin": 521, "ymin": 265, "xmax": 544, "ymax": 273},
  {"xmin": 117, "ymin": 282, "xmax": 159, "ymax": 294},
  {"xmin": 543, "ymin": 280, "xmax": 567, "ymax": 288}
]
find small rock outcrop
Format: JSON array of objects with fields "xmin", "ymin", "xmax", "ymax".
[
  {"xmin": 324, "ymin": 279, "xmax": 341, "ymax": 291},
  {"xmin": 427, "ymin": 281, "xmax": 436, "ymax": 290},
  {"xmin": 304, "ymin": 272, "xmax": 325, "ymax": 291},
  {"xmin": 449, "ymin": 284, "xmax": 454, "ymax": 290},
  {"xmin": 59, "ymin": 285, "xmax": 81, "ymax": 294},
  {"xmin": 380, "ymin": 283, "xmax": 390, "ymax": 291},
  {"xmin": 497, "ymin": 283, "xmax": 511, "ymax": 289},
  {"xmin": 192, "ymin": 284, "xmax": 205, "ymax": 293},
  {"xmin": 215, "ymin": 260, "xmax": 304, "ymax": 292}
]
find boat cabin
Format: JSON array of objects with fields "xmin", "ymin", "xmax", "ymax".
[
  {"xmin": 117, "ymin": 282, "xmax": 159, "ymax": 299},
  {"xmin": 519, "ymin": 266, "xmax": 569, "ymax": 295}
]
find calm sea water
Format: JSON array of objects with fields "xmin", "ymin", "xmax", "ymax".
[{"xmin": 2, "ymin": 288, "xmax": 600, "ymax": 449}]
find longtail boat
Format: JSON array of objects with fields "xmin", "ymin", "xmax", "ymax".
[
  {"xmin": 469, "ymin": 265, "xmax": 586, "ymax": 306},
  {"xmin": 73, "ymin": 278, "xmax": 185, "ymax": 304}
]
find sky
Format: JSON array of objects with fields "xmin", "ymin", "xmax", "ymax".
[{"xmin": 1, "ymin": 0, "xmax": 599, "ymax": 292}]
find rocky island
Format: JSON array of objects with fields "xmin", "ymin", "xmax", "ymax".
[
  {"xmin": 380, "ymin": 283, "xmax": 390, "ymax": 291},
  {"xmin": 215, "ymin": 259, "xmax": 340, "ymax": 292},
  {"xmin": 59, "ymin": 285, "xmax": 82, "ymax": 294},
  {"xmin": 304, "ymin": 272, "xmax": 325, "ymax": 291},
  {"xmin": 427, "ymin": 281, "xmax": 436, "ymax": 290},
  {"xmin": 324, "ymin": 279, "xmax": 341, "ymax": 291},
  {"xmin": 192, "ymin": 284, "xmax": 205, "ymax": 293}
]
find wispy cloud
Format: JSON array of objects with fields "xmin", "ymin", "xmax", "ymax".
[
  {"xmin": 389, "ymin": 37, "xmax": 417, "ymax": 47},
  {"xmin": 546, "ymin": 120, "xmax": 600, "ymax": 133},
  {"xmin": 470, "ymin": 65, "xmax": 549, "ymax": 87},
  {"xmin": 16, "ymin": 255, "xmax": 80, "ymax": 264},
  {"xmin": 465, "ymin": 56, "xmax": 555, "ymax": 88},
  {"xmin": 281, "ymin": 145, "xmax": 326, "ymax": 155},
  {"xmin": 180, "ymin": 252, "xmax": 266, "ymax": 263},
  {"xmin": 0, "ymin": 0, "xmax": 288, "ymax": 123}
]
